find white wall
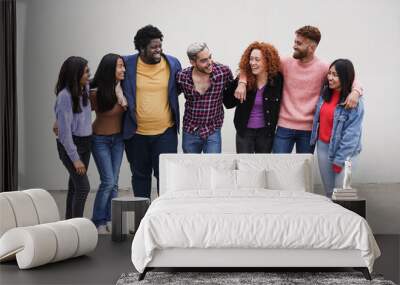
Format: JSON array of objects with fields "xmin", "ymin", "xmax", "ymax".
[{"xmin": 16, "ymin": 0, "xmax": 400, "ymax": 232}]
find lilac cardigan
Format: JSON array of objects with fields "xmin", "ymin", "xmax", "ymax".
[{"xmin": 54, "ymin": 88, "xmax": 92, "ymax": 162}]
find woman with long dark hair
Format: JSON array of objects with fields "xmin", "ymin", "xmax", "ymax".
[
  {"xmin": 54, "ymin": 56, "xmax": 92, "ymax": 218},
  {"xmin": 223, "ymin": 41, "xmax": 283, "ymax": 153},
  {"xmin": 310, "ymin": 59, "xmax": 364, "ymax": 198},
  {"xmin": 90, "ymin": 53, "xmax": 127, "ymax": 234}
]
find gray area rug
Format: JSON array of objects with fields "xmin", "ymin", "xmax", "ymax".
[{"xmin": 116, "ymin": 271, "xmax": 396, "ymax": 285}]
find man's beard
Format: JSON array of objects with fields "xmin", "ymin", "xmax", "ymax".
[
  {"xmin": 144, "ymin": 50, "xmax": 161, "ymax": 64},
  {"xmin": 293, "ymin": 49, "xmax": 308, "ymax": 59},
  {"xmin": 197, "ymin": 64, "xmax": 212, "ymax": 74}
]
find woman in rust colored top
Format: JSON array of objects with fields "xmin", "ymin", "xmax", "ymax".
[{"xmin": 90, "ymin": 53, "xmax": 127, "ymax": 234}]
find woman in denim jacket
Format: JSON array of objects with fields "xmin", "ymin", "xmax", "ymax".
[{"xmin": 310, "ymin": 59, "xmax": 364, "ymax": 198}]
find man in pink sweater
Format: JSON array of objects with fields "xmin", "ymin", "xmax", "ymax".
[{"xmin": 235, "ymin": 26, "xmax": 362, "ymax": 153}]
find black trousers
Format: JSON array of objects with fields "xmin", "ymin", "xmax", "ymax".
[
  {"xmin": 57, "ymin": 136, "xmax": 92, "ymax": 219},
  {"xmin": 236, "ymin": 128, "xmax": 274, "ymax": 153}
]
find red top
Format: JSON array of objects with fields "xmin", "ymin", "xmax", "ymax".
[{"xmin": 318, "ymin": 90, "xmax": 341, "ymax": 143}]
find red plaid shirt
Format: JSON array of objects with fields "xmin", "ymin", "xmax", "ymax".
[{"xmin": 176, "ymin": 63, "xmax": 233, "ymax": 138}]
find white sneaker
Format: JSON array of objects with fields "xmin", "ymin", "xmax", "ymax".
[
  {"xmin": 106, "ymin": 221, "xmax": 112, "ymax": 232},
  {"xmin": 97, "ymin": 225, "xmax": 109, "ymax": 235}
]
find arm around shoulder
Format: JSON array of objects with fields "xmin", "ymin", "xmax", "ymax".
[
  {"xmin": 344, "ymin": 79, "xmax": 363, "ymax": 109},
  {"xmin": 352, "ymin": 79, "xmax": 363, "ymax": 96},
  {"xmin": 274, "ymin": 72, "xmax": 284, "ymax": 98},
  {"xmin": 223, "ymin": 78, "xmax": 240, "ymax": 109}
]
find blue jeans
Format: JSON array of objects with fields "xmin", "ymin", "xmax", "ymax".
[
  {"xmin": 272, "ymin": 126, "xmax": 315, "ymax": 154},
  {"xmin": 91, "ymin": 133, "xmax": 124, "ymax": 227},
  {"xmin": 124, "ymin": 126, "xmax": 178, "ymax": 198},
  {"xmin": 182, "ymin": 129, "xmax": 221, "ymax": 153},
  {"xmin": 317, "ymin": 140, "xmax": 358, "ymax": 198}
]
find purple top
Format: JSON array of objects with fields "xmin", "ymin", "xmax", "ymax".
[
  {"xmin": 247, "ymin": 86, "xmax": 265, "ymax": 129},
  {"xmin": 54, "ymin": 88, "xmax": 92, "ymax": 162}
]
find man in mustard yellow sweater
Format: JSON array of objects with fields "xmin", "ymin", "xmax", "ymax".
[{"xmin": 121, "ymin": 25, "xmax": 182, "ymax": 198}]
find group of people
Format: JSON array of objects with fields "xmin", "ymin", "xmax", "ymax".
[{"xmin": 53, "ymin": 24, "xmax": 365, "ymax": 234}]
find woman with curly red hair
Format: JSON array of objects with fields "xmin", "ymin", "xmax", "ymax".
[{"xmin": 223, "ymin": 42, "xmax": 283, "ymax": 153}]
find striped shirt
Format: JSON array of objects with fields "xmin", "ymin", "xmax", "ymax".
[{"xmin": 176, "ymin": 63, "xmax": 233, "ymax": 138}]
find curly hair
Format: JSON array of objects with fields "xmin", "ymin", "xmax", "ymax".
[
  {"xmin": 239, "ymin": 42, "xmax": 280, "ymax": 91},
  {"xmin": 134, "ymin": 25, "xmax": 163, "ymax": 51}
]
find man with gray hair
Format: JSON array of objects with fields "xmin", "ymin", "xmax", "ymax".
[{"xmin": 176, "ymin": 42, "xmax": 233, "ymax": 153}]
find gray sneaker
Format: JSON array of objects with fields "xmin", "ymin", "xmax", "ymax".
[
  {"xmin": 106, "ymin": 221, "xmax": 112, "ymax": 232},
  {"xmin": 97, "ymin": 225, "xmax": 109, "ymax": 235}
]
